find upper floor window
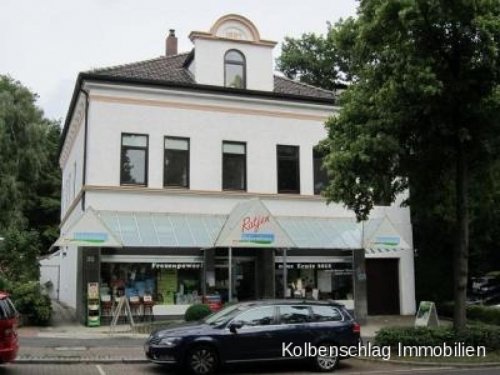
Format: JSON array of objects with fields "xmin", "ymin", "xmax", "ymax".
[
  {"xmin": 313, "ymin": 147, "xmax": 329, "ymax": 195},
  {"xmin": 223, "ymin": 141, "xmax": 246, "ymax": 191},
  {"xmin": 224, "ymin": 50, "xmax": 246, "ymax": 89},
  {"xmin": 164, "ymin": 137, "xmax": 189, "ymax": 188},
  {"xmin": 277, "ymin": 145, "xmax": 300, "ymax": 194},
  {"xmin": 120, "ymin": 133, "xmax": 148, "ymax": 186}
]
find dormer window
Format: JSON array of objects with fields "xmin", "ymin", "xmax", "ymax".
[{"xmin": 224, "ymin": 50, "xmax": 246, "ymax": 89}]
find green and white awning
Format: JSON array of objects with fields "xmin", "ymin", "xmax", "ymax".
[
  {"xmin": 215, "ymin": 198, "xmax": 295, "ymax": 248},
  {"xmin": 55, "ymin": 200, "xmax": 411, "ymax": 252},
  {"xmin": 363, "ymin": 215, "xmax": 411, "ymax": 252},
  {"xmin": 54, "ymin": 208, "xmax": 123, "ymax": 247}
]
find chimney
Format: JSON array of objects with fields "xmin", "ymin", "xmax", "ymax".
[{"xmin": 166, "ymin": 29, "xmax": 178, "ymax": 56}]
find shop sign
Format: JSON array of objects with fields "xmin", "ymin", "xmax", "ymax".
[
  {"xmin": 152, "ymin": 263, "xmax": 202, "ymax": 270},
  {"xmin": 334, "ymin": 269, "xmax": 353, "ymax": 275},
  {"xmin": 277, "ymin": 263, "xmax": 336, "ymax": 270},
  {"xmin": 239, "ymin": 215, "xmax": 275, "ymax": 245},
  {"xmin": 72, "ymin": 232, "xmax": 108, "ymax": 244},
  {"xmin": 372, "ymin": 236, "xmax": 400, "ymax": 247},
  {"xmin": 87, "ymin": 282, "xmax": 99, "ymax": 299},
  {"xmin": 415, "ymin": 301, "xmax": 439, "ymax": 327}
]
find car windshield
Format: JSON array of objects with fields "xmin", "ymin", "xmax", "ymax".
[{"xmin": 203, "ymin": 304, "xmax": 247, "ymax": 326}]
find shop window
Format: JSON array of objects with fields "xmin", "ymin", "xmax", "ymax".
[
  {"xmin": 120, "ymin": 133, "xmax": 148, "ymax": 185},
  {"xmin": 311, "ymin": 305, "xmax": 343, "ymax": 322},
  {"xmin": 313, "ymin": 147, "xmax": 329, "ymax": 195},
  {"xmin": 235, "ymin": 306, "xmax": 275, "ymax": 326},
  {"xmin": 277, "ymin": 145, "xmax": 300, "ymax": 194},
  {"xmin": 224, "ymin": 50, "xmax": 246, "ymax": 89},
  {"xmin": 99, "ymin": 262, "xmax": 202, "ymax": 317},
  {"xmin": 279, "ymin": 305, "xmax": 310, "ymax": 324},
  {"xmin": 222, "ymin": 142, "xmax": 246, "ymax": 191},
  {"xmin": 275, "ymin": 263, "xmax": 353, "ymax": 301},
  {"xmin": 164, "ymin": 137, "xmax": 189, "ymax": 188}
]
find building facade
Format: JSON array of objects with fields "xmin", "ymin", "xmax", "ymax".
[{"xmin": 52, "ymin": 14, "xmax": 416, "ymax": 324}]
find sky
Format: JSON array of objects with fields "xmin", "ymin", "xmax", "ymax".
[{"xmin": 1, "ymin": 0, "xmax": 358, "ymax": 122}]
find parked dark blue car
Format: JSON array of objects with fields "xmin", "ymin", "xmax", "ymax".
[{"xmin": 144, "ymin": 300, "xmax": 361, "ymax": 374}]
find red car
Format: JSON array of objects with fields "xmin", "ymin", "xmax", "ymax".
[{"xmin": 0, "ymin": 292, "xmax": 18, "ymax": 363}]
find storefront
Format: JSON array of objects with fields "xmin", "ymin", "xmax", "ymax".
[{"xmin": 54, "ymin": 199, "xmax": 413, "ymax": 324}]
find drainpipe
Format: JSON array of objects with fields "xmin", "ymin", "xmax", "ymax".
[{"xmin": 80, "ymin": 88, "xmax": 90, "ymax": 212}]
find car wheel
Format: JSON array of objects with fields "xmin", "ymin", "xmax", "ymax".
[
  {"xmin": 313, "ymin": 344, "xmax": 339, "ymax": 372},
  {"xmin": 186, "ymin": 345, "xmax": 218, "ymax": 375}
]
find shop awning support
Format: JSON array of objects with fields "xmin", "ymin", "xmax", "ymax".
[
  {"xmin": 228, "ymin": 247, "xmax": 233, "ymax": 303},
  {"xmin": 282, "ymin": 248, "xmax": 288, "ymax": 298}
]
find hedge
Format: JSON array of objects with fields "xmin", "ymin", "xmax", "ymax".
[
  {"xmin": 184, "ymin": 304, "xmax": 212, "ymax": 322},
  {"xmin": 375, "ymin": 325, "xmax": 500, "ymax": 351},
  {"xmin": 10, "ymin": 281, "xmax": 52, "ymax": 326},
  {"xmin": 439, "ymin": 302, "xmax": 500, "ymax": 326}
]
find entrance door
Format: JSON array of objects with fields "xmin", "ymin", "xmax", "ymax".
[
  {"xmin": 235, "ymin": 260, "xmax": 255, "ymax": 301},
  {"xmin": 215, "ymin": 257, "xmax": 256, "ymax": 302},
  {"xmin": 366, "ymin": 259, "xmax": 400, "ymax": 315}
]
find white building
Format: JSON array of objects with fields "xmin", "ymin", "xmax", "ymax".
[{"xmin": 52, "ymin": 14, "xmax": 416, "ymax": 324}]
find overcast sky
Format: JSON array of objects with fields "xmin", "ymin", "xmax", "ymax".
[{"xmin": 1, "ymin": 0, "xmax": 358, "ymax": 122}]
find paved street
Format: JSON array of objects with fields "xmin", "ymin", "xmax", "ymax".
[
  {"xmin": 12, "ymin": 306, "xmax": 498, "ymax": 374},
  {"xmin": 1, "ymin": 362, "xmax": 500, "ymax": 375}
]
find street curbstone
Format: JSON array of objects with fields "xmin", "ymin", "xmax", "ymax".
[
  {"xmin": 14, "ymin": 357, "xmax": 149, "ymax": 364},
  {"xmin": 353, "ymin": 356, "xmax": 500, "ymax": 368}
]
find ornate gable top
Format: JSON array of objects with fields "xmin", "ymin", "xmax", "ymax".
[{"xmin": 189, "ymin": 14, "xmax": 277, "ymax": 47}]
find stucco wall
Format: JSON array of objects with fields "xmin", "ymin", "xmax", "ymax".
[
  {"xmin": 84, "ymin": 84, "xmax": 333, "ymax": 195},
  {"xmin": 193, "ymin": 38, "xmax": 274, "ymax": 91}
]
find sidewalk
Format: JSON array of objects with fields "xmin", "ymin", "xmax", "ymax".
[
  {"xmin": 16, "ymin": 299, "xmax": 151, "ymax": 363},
  {"xmin": 16, "ymin": 315, "xmax": 418, "ymax": 364},
  {"xmin": 17, "ymin": 323, "xmax": 150, "ymax": 363}
]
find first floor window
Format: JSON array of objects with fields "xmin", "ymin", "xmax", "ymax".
[
  {"xmin": 277, "ymin": 145, "xmax": 300, "ymax": 194},
  {"xmin": 223, "ymin": 142, "xmax": 246, "ymax": 190},
  {"xmin": 164, "ymin": 137, "xmax": 189, "ymax": 188},
  {"xmin": 121, "ymin": 133, "xmax": 148, "ymax": 185}
]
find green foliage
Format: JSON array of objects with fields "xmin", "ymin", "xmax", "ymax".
[
  {"xmin": 375, "ymin": 325, "xmax": 500, "ymax": 351},
  {"xmin": 0, "ymin": 275, "xmax": 10, "ymax": 291},
  {"xmin": 279, "ymin": 0, "xmax": 500, "ymax": 330},
  {"xmin": 184, "ymin": 304, "xmax": 212, "ymax": 322},
  {"xmin": 439, "ymin": 302, "xmax": 500, "ymax": 326},
  {"xmin": 277, "ymin": 18, "xmax": 358, "ymax": 90},
  {"xmin": 323, "ymin": 0, "xmax": 500, "ymax": 219},
  {"xmin": 0, "ymin": 75, "xmax": 61, "ymax": 254},
  {"xmin": 0, "ymin": 226, "xmax": 40, "ymax": 282},
  {"xmin": 10, "ymin": 281, "xmax": 52, "ymax": 326}
]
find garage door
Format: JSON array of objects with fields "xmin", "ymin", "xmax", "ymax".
[{"xmin": 366, "ymin": 259, "xmax": 400, "ymax": 315}]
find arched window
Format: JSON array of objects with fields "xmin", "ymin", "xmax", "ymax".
[{"xmin": 224, "ymin": 50, "xmax": 246, "ymax": 89}]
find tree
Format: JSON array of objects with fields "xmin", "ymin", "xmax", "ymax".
[
  {"xmin": 0, "ymin": 75, "xmax": 61, "ymax": 262},
  {"xmin": 0, "ymin": 227, "xmax": 40, "ymax": 282},
  {"xmin": 278, "ymin": 0, "xmax": 500, "ymax": 331},
  {"xmin": 277, "ymin": 18, "xmax": 358, "ymax": 90}
]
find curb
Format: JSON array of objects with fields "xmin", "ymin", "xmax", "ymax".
[
  {"xmin": 15, "ymin": 357, "xmax": 149, "ymax": 364},
  {"xmin": 353, "ymin": 356, "xmax": 500, "ymax": 368}
]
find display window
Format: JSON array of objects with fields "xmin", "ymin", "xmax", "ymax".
[
  {"xmin": 99, "ymin": 262, "xmax": 203, "ymax": 313},
  {"xmin": 275, "ymin": 263, "xmax": 353, "ymax": 300}
]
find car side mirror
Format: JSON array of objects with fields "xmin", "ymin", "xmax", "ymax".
[{"xmin": 229, "ymin": 320, "xmax": 244, "ymax": 333}]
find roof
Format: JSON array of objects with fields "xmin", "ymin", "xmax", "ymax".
[
  {"xmin": 60, "ymin": 52, "xmax": 336, "ymax": 156},
  {"xmin": 89, "ymin": 52, "xmax": 335, "ymax": 101}
]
